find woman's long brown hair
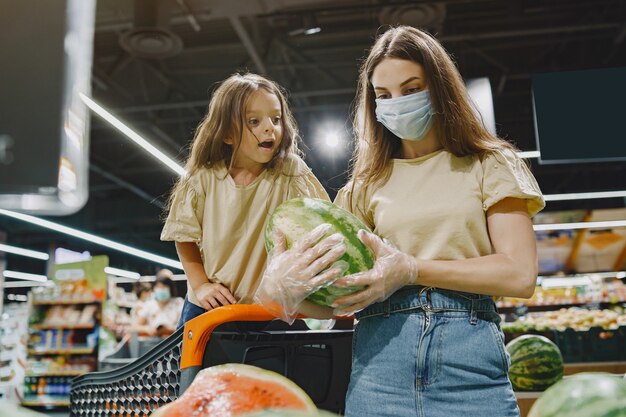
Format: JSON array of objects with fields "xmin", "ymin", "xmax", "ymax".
[{"xmin": 349, "ymin": 26, "xmax": 516, "ymax": 202}]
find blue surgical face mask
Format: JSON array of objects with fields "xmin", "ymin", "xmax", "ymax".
[
  {"xmin": 154, "ymin": 288, "xmax": 171, "ymax": 302},
  {"xmin": 375, "ymin": 89, "xmax": 433, "ymax": 141}
]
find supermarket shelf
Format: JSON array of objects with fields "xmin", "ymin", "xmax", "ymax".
[
  {"xmin": 31, "ymin": 323, "xmax": 95, "ymax": 330},
  {"xmin": 563, "ymin": 360, "xmax": 626, "ymax": 375},
  {"xmin": 22, "ymin": 395, "xmax": 70, "ymax": 407},
  {"xmin": 26, "ymin": 370, "xmax": 90, "ymax": 377},
  {"xmin": 28, "ymin": 347, "xmax": 95, "ymax": 355},
  {"xmin": 498, "ymin": 300, "xmax": 625, "ymax": 313},
  {"xmin": 32, "ymin": 299, "xmax": 102, "ymax": 306}
]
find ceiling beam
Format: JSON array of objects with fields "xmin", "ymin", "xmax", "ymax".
[
  {"xmin": 90, "ymin": 164, "xmax": 167, "ymax": 209},
  {"xmin": 229, "ymin": 15, "xmax": 267, "ymax": 74}
]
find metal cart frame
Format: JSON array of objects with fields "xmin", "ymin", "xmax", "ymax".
[{"xmin": 70, "ymin": 305, "xmax": 353, "ymax": 417}]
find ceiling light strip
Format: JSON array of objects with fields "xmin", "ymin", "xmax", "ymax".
[
  {"xmin": 0, "ymin": 243, "xmax": 49, "ymax": 260},
  {"xmin": 80, "ymin": 93, "xmax": 186, "ymax": 177},
  {"xmin": 517, "ymin": 150, "xmax": 540, "ymax": 159},
  {"xmin": 2, "ymin": 280, "xmax": 54, "ymax": 288},
  {"xmin": 104, "ymin": 266, "xmax": 141, "ymax": 279},
  {"xmin": 3, "ymin": 270, "xmax": 48, "ymax": 282},
  {"xmin": 0, "ymin": 209, "xmax": 183, "ymax": 270},
  {"xmin": 544, "ymin": 190, "xmax": 626, "ymax": 201},
  {"xmin": 533, "ymin": 220, "xmax": 626, "ymax": 231}
]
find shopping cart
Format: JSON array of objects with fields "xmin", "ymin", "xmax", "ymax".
[{"xmin": 70, "ymin": 304, "xmax": 354, "ymax": 417}]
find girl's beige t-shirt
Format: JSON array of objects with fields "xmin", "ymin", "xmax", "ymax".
[
  {"xmin": 334, "ymin": 149, "xmax": 545, "ymax": 261},
  {"xmin": 161, "ymin": 155, "xmax": 329, "ymax": 307}
]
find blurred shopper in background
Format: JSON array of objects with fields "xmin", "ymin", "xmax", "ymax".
[{"xmin": 132, "ymin": 269, "xmax": 183, "ymax": 337}]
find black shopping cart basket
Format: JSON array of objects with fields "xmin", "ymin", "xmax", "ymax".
[{"xmin": 70, "ymin": 304, "xmax": 353, "ymax": 417}]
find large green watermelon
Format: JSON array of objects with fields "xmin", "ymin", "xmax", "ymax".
[
  {"xmin": 528, "ymin": 372, "xmax": 626, "ymax": 417},
  {"xmin": 506, "ymin": 334, "xmax": 564, "ymax": 391},
  {"xmin": 265, "ymin": 198, "xmax": 374, "ymax": 307}
]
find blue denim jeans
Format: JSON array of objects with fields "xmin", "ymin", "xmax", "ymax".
[
  {"xmin": 176, "ymin": 297, "xmax": 207, "ymax": 330},
  {"xmin": 345, "ymin": 286, "xmax": 519, "ymax": 417}
]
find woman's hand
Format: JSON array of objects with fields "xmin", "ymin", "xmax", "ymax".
[
  {"xmin": 254, "ymin": 223, "xmax": 348, "ymax": 323},
  {"xmin": 195, "ymin": 282, "xmax": 237, "ymax": 310},
  {"xmin": 331, "ymin": 230, "xmax": 419, "ymax": 316}
]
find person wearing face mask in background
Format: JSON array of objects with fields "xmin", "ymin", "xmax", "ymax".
[{"xmin": 133, "ymin": 269, "xmax": 183, "ymax": 337}]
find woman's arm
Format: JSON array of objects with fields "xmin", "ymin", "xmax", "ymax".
[
  {"xmin": 417, "ymin": 197, "xmax": 538, "ymax": 298},
  {"xmin": 331, "ymin": 197, "xmax": 538, "ymax": 315}
]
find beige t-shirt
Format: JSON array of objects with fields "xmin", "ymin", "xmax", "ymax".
[
  {"xmin": 161, "ymin": 155, "xmax": 329, "ymax": 307},
  {"xmin": 334, "ymin": 149, "xmax": 545, "ymax": 261}
]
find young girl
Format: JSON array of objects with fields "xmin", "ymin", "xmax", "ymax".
[
  {"xmin": 161, "ymin": 73, "xmax": 335, "ymax": 327},
  {"xmin": 270, "ymin": 26, "xmax": 545, "ymax": 416}
]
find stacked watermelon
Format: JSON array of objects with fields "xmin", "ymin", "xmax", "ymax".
[
  {"xmin": 506, "ymin": 335, "xmax": 564, "ymax": 391},
  {"xmin": 265, "ymin": 198, "xmax": 375, "ymax": 307},
  {"xmin": 528, "ymin": 372, "xmax": 626, "ymax": 417}
]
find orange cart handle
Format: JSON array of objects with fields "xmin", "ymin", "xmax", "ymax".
[
  {"xmin": 180, "ymin": 304, "xmax": 353, "ymax": 369},
  {"xmin": 181, "ymin": 304, "xmax": 274, "ymax": 369}
]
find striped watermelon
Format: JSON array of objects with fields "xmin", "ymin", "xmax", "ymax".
[
  {"xmin": 265, "ymin": 198, "xmax": 374, "ymax": 307},
  {"xmin": 506, "ymin": 334, "xmax": 564, "ymax": 391},
  {"xmin": 528, "ymin": 372, "xmax": 626, "ymax": 417}
]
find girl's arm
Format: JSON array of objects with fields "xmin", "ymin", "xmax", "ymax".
[{"xmin": 175, "ymin": 241, "xmax": 237, "ymax": 310}]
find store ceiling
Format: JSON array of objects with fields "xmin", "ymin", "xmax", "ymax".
[{"xmin": 1, "ymin": 0, "xmax": 626, "ymax": 275}]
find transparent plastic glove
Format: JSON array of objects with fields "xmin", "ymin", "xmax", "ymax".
[
  {"xmin": 254, "ymin": 223, "xmax": 349, "ymax": 324},
  {"xmin": 331, "ymin": 230, "xmax": 419, "ymax": 316}
]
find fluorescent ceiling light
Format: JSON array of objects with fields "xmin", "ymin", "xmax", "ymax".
[
  {"xmin": 7, "ymin": 294, "xmax": 28, "ymax": 301},
  {"xmin": 2, "ymin": 280, "xmax": 54, "ymax": 288},
  {"xmin": 541, "ymin": 276, "xmax": 592, "ymax": 289},
  {"xmin": 517, "ymin": 151, "xmax": 540, "ymax": 159},
  {"xmin": 0, "ymin": 243, "xmax": 49, "ymax": 260},
  {"xmin": 617, "ymin": 272, "xmax": 626, "ymax": 279},
  {"xmin": 533, "ymin": 220, "xmax": 626, "ymax": 231},
  {"xmin": 0, "ymin": 209, "xmax": 183, "ymax": 270},
  {"xmin": 325, "ymin": 132, "xmax": 340, "ymax": 148},
  {"xmin": 79, "ymin": 93, "xmax": 186, "ymax": 177},
  {"xmin": 3, "ymin": 270, "xmax": 48, "ymax": 282},
  {"xmin": 109, "ymin": 273, "xmax": 187, "ymax": 284},
  {"xmin": 303, "ymin": 27, "xmax": 321, "ymax": 35},
  {"xmin": 104, "ymin": 266, "xmax": 141, "ymax": 279},
  {"xmin": 544, "ymin": 190, "xmax": 626, "ymax": 201}
]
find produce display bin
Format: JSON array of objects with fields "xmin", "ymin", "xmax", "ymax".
[
  {"xmin": 504, "ymin": 325, "xmax": 626, "ymax": 363},
  {"xmin": 70, "ymin": 304, "xmax": 353, "ymax": 417}
]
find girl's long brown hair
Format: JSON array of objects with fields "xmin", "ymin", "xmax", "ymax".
[
  {"xmin": 349, "ymin": 26, "xmax": 516, "ymax": 199},
  {"xmin": 167, "ymin": 73, "xmax": 303, "ymax": 209}
]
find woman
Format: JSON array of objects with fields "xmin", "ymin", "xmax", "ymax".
[
  {"xmin": 133, "ymin": 270, "xmax": 183, "ymax": 337},
  {"xmin": 325, "ymin": 26, "xmax": 545, "ymax": 417},
  {"xmin": 258, "ymin": 25, "xmax": 545, "ymax": 416}
]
